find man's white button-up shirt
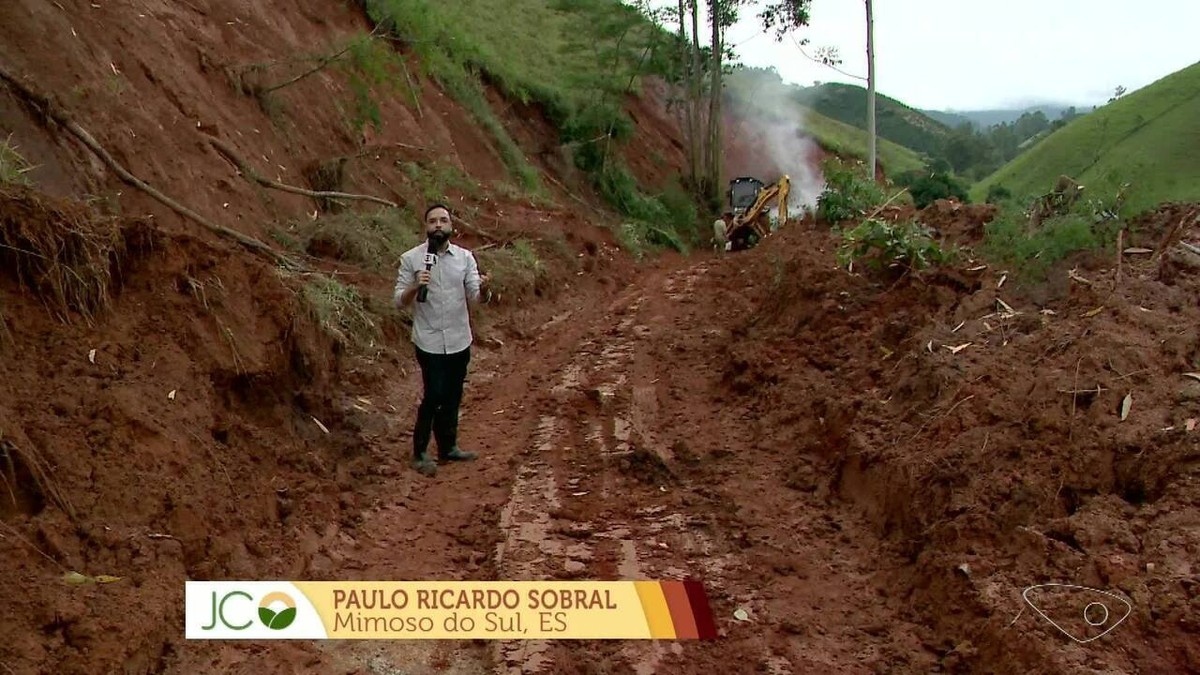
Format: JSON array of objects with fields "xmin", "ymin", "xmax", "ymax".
[{"xmin": 394, "ymin": 241, "xmax": 481, "ymax": 354}]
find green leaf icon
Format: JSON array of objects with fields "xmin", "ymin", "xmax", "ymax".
[{"xmin": 259, "ymin": 606, "xmax": 297, "ymax": 630}]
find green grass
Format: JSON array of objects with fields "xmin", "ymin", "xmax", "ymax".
[
  {"xmin": 300, "ymin": 274, "xmax": 380, "ymax": 349},
  {"xmin": 276, "ymin": 207, "xmax": 422, "ymax": 272},
  {"xmin": 363, "ymin": 0, "xmax": 666, "ymax": 192},
  {"xmin": 978, "ymin": 199, "xmax": 1126, "ymax": 278},
  {"xmin": 972, "ymin": 61, "xmax": 1200, "ymax": 214},
  {"xmin": 804, "ymin": 111, "xmax": 926, "ymax": 176},
  {"xmin": 362, "ymin": 0, "xmax": 695, "ymax": 236},
  {"xmin": 398, "ymin": 160, "xmax": 478, "ymax": 204},
  {"xmin": 1, "ymin": 136, "xmax": 34, "ymax": 186}
]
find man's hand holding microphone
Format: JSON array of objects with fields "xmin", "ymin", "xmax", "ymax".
[{"xmin": 416, "ymin": 251, "xmax": 437, "ymax": 303}]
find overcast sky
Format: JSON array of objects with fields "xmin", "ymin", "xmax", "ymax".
[{"xmin": 651, "ymin": 0, "xmax": 1200, "ymax": 111}]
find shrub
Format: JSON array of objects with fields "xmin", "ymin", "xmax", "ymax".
[
  {"xmin": 909, "ymin": 172, "xmax": 970, "ymax": 209},
  {"xmin": 816, "ymin": 157, "xmax": 885, "ymax": 223},
  {"xmin": 981, "ymin": 186, "xmax": 1128, "ymax": 276},
  {"xmin": 985, "ymin": 184, "xmax": 1013, "ymax": 204},
  {"xmin": 836, "ymin": 218, "xmax": 950, "ymax": 272}
]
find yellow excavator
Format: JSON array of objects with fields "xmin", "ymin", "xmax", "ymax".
[{"xmin": 725, "ymin": 174, "xmax": 790, "ymax": 251}]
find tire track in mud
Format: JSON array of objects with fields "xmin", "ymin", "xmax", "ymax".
[{"xmin": 490, "ymin": 265, "xmax": 779, "ymax": 674}]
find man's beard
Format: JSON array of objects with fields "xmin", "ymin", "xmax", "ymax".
[{"xmin": 428, "ymin": 230, "xmax": 450, "ymax": 247}]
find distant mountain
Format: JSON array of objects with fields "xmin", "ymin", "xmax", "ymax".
[
  {"xmin": 792, "ymin": 82, "xmax": 951, "ymax": 158},
  {"xmin": 923, "ymin": 110, "xmax": 972, "ymax": 128},
  {"xmin": 972, "ymin": 62, "xmax": 1200, "ymax": 213},
  {"xmin": 922, "ymin": 105, "xmax": 1083, "ymax": 130}
]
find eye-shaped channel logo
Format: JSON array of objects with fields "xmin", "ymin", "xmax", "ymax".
[
  {"xmin": 1022, "ymin": 584, "xmax": 1132, "ymax": 643},
  {"xmin": 258, "ymin": 591, "xmax": 298, "ymax": 630}
]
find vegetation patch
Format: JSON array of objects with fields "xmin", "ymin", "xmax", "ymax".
[
  {"xmin": 836, "ymin": 218, "xmax": 950, "ymax": 273},
  {"xmin": 362, "ymin": 0, "xmax": 687, "ymax": 236},
  {"xmin": 0, "ymin": 185, "xmax": 127, "ymax": 321},
  {"xmin": 905, "ymin": 170, "xmax": 970, "ymax": 209},
  {"xmin": 398, "ymin": 160, "xmax": 478, "ymax": 204},
  {"xmin": 816, "ymin": 157, "xmax": 886, "ymax": 223},
  {"xmin": 980, "ymin": 187, "xmax": 1128, "ymax": 277},
  {"xmin": 475, "ymin": 239, "xmax": 549, "ymax": 303},
  {"xmin": 299, "ymin": 274, "xmax": 380, "ymax": 350},
  {"xmin": 0, "ymin": 136, "xmax": 35, "ymax": 187},
  {"xmin": 277, "ymin": 207, "xmax": 422, "ymax": 272}
]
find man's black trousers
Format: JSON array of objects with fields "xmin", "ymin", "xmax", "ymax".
[{"xmin": 413, "ymin": 345, "xmax": 471, "ymax": 459}]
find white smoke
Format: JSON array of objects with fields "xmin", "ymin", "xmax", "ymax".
[
  {"xmin": 725, "ymin": 70, "xmax": 827, "ymax": 222},
  {"xmin": 768, "ymin": 124, "xmax": 825, "ymax": 219}
]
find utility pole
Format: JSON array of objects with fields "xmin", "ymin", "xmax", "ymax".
[{"xmin": 865, "ymin": 0, "xmax": 876, "ymax": 180}]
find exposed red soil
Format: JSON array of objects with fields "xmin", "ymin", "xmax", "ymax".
[{"xmin": 3, "ymin": 1, "xmax": 1199, "ymax": 674}]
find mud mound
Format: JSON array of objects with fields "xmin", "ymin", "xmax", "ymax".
[
  {"xmin": 712, "ymin": 219, "xmax": 1200, "ymax": 672},
  {"xmin": 0, "ymin": 183, "xmax": 376, "ymax": 672},
  {"xmin": 917, "ymin": 199, "xmax": 998, "ymax": 244}
]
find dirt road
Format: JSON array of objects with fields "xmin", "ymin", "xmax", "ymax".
[
  {"xmin": 161, "ymin": 250, "xmax": 936, "ymax": 674},
  {"xmin": 18, "ymin": 210, "xmax": 1191, "ymax": 675}
]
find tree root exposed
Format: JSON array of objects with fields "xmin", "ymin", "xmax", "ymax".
[
  {"xmin": 204, "ymin": 135, "xmax": 398, "ymax": 209},
  {"xmin": 0, "ymin": 67, "xmax": 295, "ymax": 268}
]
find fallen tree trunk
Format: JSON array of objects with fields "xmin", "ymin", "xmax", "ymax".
[
  {"xmin": 205, "ymin": 135, "xmax": 398, "ymax": 209},
  {"xmin": 0, "ymin": 68, "xmax": 294, "ymax": 267}
]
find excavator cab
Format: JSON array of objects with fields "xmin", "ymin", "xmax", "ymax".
[{"xmin": 728, "ymin": 177, "xmax": 766, "ymax": 217}]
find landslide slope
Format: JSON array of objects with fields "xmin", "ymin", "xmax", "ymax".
[
  {"xmin": 696, "ymin": 205, "xmax": 1200, "ymax": 672},
  {"xmin": 0, "ymin": 0, "xmax": 725, "ymax": 673}
]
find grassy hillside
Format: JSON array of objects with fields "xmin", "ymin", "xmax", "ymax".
[
  {"xmin": 725, "ymin": 68, "xmax": 926, "ymax": 176},
  {"xmin": 363, "ymin": 0, "xmax": 706, "ymax": 247},
  {"xmin": 972, "ymin": 62, "xmax": 1200, "ymax": 212},
  {"xmin": 794, "ymin": 82, "xmax": 951, "ymax": 158}
]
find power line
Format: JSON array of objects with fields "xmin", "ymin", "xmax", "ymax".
[{"xmin": 789, "ymin": 35, "xmax": 867, "ymax": 82}]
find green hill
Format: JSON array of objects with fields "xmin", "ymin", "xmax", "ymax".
[
  {"xmin": 725, "ymin": 68, "xmax": 927, "ymax": 176},
  {"xmin": 794, "ymin": 82, "xmax": 951, "ymax": 158},
  {"xmin": 972, "ymin": 61, "xmax": 1200, "ymax": 213}
]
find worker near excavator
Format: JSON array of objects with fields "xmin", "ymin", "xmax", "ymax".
[
  {"xmin": 713, "ymin": 212, "xmax": 733, "ymax": 253},
  {"xmin": 394, "ymin": 203, "xmax": 489, "ymax": 477}
]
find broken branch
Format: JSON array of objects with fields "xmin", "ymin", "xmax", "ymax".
[
  {"xmin": 865, "ymin": 187, "xmax": 910, "ymax": 221},
  {"xmin": 451, "ymin": 213, "xmax": 503, "ymax": 243},
  {"xmin": 1154, "ymin": 209, "xmax": 1199, "ymax": 263},
  {"xmin": 205, "ymin": 135, "xmax": 397, "ymax": 209},
  {"xmin": 259, "ymin": 26, "xmax": 382, "ymax": 95}
]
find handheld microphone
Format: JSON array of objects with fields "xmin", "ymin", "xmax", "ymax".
[{"xmin": 416, "ymin": 252, "xmax": 437, "ymax": 303}]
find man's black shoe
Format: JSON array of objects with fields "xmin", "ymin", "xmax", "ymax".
[
  {"xmin": 439, "ymin": 447, "xmax": 477, "ymax": 462},
  {"xmin": 412, "ymin": 455, "xmax": 438, "ymax": 476}
]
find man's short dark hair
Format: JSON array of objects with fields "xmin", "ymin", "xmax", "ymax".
[{"xmin": 424, "ymin": 203, "xmax": 453, "ymax": 222}]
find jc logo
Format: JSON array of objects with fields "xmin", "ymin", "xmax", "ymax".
[{"xmin": 201, "ymin": 591, "xmax": 253, "ymax": 630}]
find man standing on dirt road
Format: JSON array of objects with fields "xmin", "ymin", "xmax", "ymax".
[{"xmin": 394, "ymin": 203, "xmax": 489, "ymax": 477}]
